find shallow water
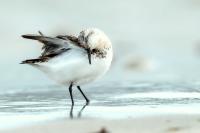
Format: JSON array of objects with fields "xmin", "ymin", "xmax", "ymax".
[
  {"xmin": 0, "ymin": 0, "xmax": 200, "ymax": 131},
  {"xmin": 1, "ymin": 81, "xmax": 200, "ymax": 129}
]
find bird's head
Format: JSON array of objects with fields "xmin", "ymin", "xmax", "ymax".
[{"xmin": 78, "ymin": 28, "xmax": 112, "ymax": 64}]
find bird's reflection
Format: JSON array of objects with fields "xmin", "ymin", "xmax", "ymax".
[{"xmin": 70, "ymin": 103, "xmax": 89, "ymax": 118}]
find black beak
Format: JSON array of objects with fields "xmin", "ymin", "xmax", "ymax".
[{"xmin": 86, "ymin": 49, "xmax": 91, "ymax": 65}]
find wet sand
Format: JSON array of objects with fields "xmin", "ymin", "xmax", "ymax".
[
  {"xmin": 1, "ymin": 82, "xmax": 200, "ymax": 130},
  {"xmin": 1, "ymin": 114, "xmax": 200, "ymax": 133}
]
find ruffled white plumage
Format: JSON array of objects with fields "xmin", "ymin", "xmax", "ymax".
[{"xmin": 29, "ymin": 28, "xmax": 113, "ymax": 86}]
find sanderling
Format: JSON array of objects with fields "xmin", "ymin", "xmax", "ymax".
[{"xmin": 21, "ymin": 28, "xmax": 113, "ymax": 106}]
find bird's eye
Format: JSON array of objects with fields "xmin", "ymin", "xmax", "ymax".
[{"xmin": 92, "ymin": 49, "xmax": 97, "ymax": 53}]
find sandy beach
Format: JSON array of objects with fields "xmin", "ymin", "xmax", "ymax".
[
  {"xmin": 1, "ymin": 114, "xmax": 200, "ymax": 133},
  {"xmin": 0, "ymin": 1, "xmax": 200, "ymax": 133}
]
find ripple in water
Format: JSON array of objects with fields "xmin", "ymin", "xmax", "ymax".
[{"xmin": 0, "ymin": 81, "xmax": 200, "ymax": 129}]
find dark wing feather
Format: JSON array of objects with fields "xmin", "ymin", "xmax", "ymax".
[
  {"xmin": 21, "ymin": 48, "xmax": 71, "ymax": 64},
  {"xmin": 21, "ymin": 33, "xmax": 76, "ymax": 64},
  {"xmin": 56, "ymin": 35, "xmax": 86, "ymax": 49}
]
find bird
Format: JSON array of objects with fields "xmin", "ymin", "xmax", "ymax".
[{"xmin": 21, "ymin": 28, "xmax": 113, "ymax": 106}]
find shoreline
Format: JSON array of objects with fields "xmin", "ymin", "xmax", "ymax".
[{"xmin": 1, "ymin": 114, "xmax": 200, "ymax": 133}]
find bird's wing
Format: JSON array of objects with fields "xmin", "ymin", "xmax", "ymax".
[{"xmin": 21, "ymin": 32, "xmax": 83, "ymax": 64}]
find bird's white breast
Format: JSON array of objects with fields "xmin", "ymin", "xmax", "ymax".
[{"xmin": 34, "ymin": 47, "xmax": 112, "ymax": 86}]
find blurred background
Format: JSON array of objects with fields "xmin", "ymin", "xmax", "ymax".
[
  {"xmin": 1, "ymin": 0, "xmax": 200, "ymax": 129},
  {"xmin": 1, "ymin": 0, "xmax": 200, "ymax": 88}
]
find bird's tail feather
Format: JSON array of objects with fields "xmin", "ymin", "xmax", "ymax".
[
  {"xmin": 21, "ymin": 34, "xmax": 54, "ymax": 43},
  {"xmin": 21, "ymin": 34, "xmax": 44, "ymax": 41},
  {"xmin": 20, "ymin": 58, "xmax": 46, "ymax": 64},
  {"xmin": 21, "ymin": 32, "xmax": 65, "ymax": 47}
]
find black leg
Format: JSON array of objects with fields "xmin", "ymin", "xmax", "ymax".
[
  {"xmin": 77, "ymin": 86, "xmax": 90, "ymax": 104},
  {"xmin": 69, "ymin": 83, "xmax": 74, "ymax": 106}
]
